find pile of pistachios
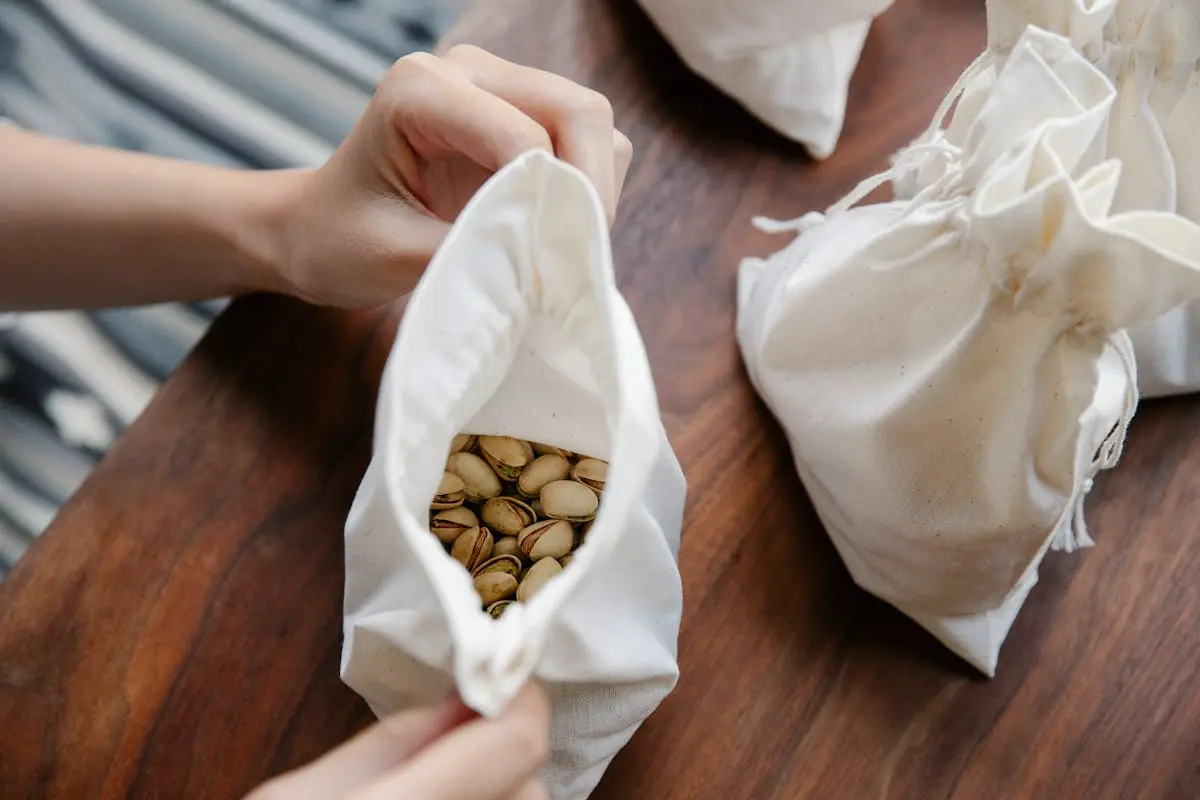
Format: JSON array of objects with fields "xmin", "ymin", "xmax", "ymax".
[{"xmin": 431, "ymin": 434, "xmax": 607, "ymax": 619}]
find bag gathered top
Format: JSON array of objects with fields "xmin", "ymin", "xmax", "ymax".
[
  {"xmin": 737, "ymin": 24, "xmax": 1200, "ymax": 675},
  {"xmin": 341, "ymin": 150, "xmax": 687, "ymax": 800}
]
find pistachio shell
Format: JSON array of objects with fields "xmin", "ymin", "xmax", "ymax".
[
  {"xmin": 516, "ymin": 557, "xmax": 562, "ymax": 602},
  {"xmin": 492, "ymin": 536, "xmax": 522, "ymax": 560},
  {"xmin": 530, "ymin": 498, "xmax": 545, "ymax": 518},
  {"xmin": 487, "ymin": 600, "xmax": 513, "ymax": 619},
  {"xmin": 481, "ymin": 496, "xmax": 537, "ymax": 537},
  {"xmin": 474, "ymin": 572, "xmax": 519, "ymax": 605},
  {"xmin": 446, "ymin": 452, "xmax": 502, "ymax": 500},
  {"xmin": 559, "ymin": 553, "xmax": 574, "ymax": 569},
  {"xmin": 518, "ymin": 454, "xmax": 571, "ymax": 498},
  {"xmin": 570, "ymin": 458, "xmax": 608, "ymax": 493},
  {"xmin": 531, "ymin": 442, "xmax": 573, "ymax": 459},
  {"xmin": 450, "ymin": 526, "xmax": 493, "ymax": 572},
  {"xmin": 478, "ymin": 435, "xmax": 532, "ymax": 481},
  {"xmin": 471, "ymin": 554, "xmax": 523, "ymax": 579},
  {"xmin": 431, "ymin": 472, "xmax": 466, "ymax": 510},
  {"xmin": 450, "ymin": 433, "xmax": 477, "ymax": 455},
  {"xmin": 517, "ymin": 519, "xmax": 574, "ymax": 561},
  {"xmin": 430, "ymin": 506, "xmax": 479, "ymax": 544},
  {"xmin": 540, "ymin": 480, "xmax": 599, "ymax": 522}
]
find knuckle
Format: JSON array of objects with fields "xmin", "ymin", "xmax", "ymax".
[
  {"xmin": 444, "ymin": 43, "xmax": 488, "ymax": 63},
  {"xmin": 615, "ymin": 130, "xmax": 633, "ymax": 158},
  {"xmin": 383, "ymin": 51, "xmax": 440, "ymax": 90},
  {"xmin": 570, "ymin": 88, "xmax": 614, "ymax": 123}
]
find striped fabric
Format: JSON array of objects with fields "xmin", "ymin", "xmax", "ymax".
[{"xmin": 0, "ymin": 0, "xmax": 465, "ymax": 576}]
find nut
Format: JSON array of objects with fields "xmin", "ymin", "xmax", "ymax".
[
  {"xmin": 571, "ymin": 458, "xmax": 607, "ymax": 493},
  {"xmin": 471, "ymin": 554, "xmax": 523, "ymax": 580},
  {"xmin": 517, "ymin": 519, "xmax": 574, "ymax": 561},
  {"xmin": 492, "ymin": 536, "xmax": 522, "ymax": 560},
  {"xmin": 474, "ymin": 571, "xmax": 519, "ymax": 606},
  {"xmin": 487, "ymin": 600, "xmax": 513, "ymax": 619},
  {"xmin": 432, "ymin": 472, "xmax": 466, "ymax": 510},
  {"xmin": 559, "ymin": 553, "xmax": 574, "ymax": 568},
  {"xmin": 478, "ymin": 435, "xmax": 532, "ymax": 482},
  {"xmin": 540, "ymin": 480, "xmax": 599, "ymax": 522},
  {"xmin": 531, "ymin": 441, "xmax": 573, "ymax": 459},
  {"xmin": 450, "ymin": 526, "xmax": 493, "ymax": 572},
  {"xmin": 518, "ymin": 454, "xmax": 571, "ymax": 498},
  {"xmin": 430, "ymin": 506, "xmax": 479, "ymax": 544},
  {"xmin": 446, "ymin": 452, "xmax": 502, "ymax": 501},
  {"xmin": 481, "ymin": 496, "xmax": 537, "ymax": 537},
  {"xmin": 516, "ymin": 557, "xmax": 562, "ymax": 602},
  {"xmin": 450, "ymin": 433, "xmax": 477, "ymax": 454}
]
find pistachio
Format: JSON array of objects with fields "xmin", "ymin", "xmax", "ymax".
[
  {"xmin": 492, "ymin": 536, "xmax": 522, "ymax": 560},
  {"xmin": 431, "ymin": 472, "xmax": 466, "ymax": 510},
  {"xmin": 487, "ymin": 600, "xmax": 513, "ymax": 619},
  {"xmin": 531, "ymin": 441, "xmax": 573, "ymax": 459},
  {"xmin": 478, "ymin": 435, "xmax": 531, "ymax": 482},
  {"xmin": 471, "ymin": 554, "xmax": 523, "ymax": 580},
  {"xmin": 450, "ymin": 433, "xmax": 477, "ymax": 455},
  {"xmin": 430, "ymin": 506, "xmax": 479, "ymax": 544},
  {"xmin": 446, "ymin": 452, "xmax": 502, "ymax": 500},
  {"xmin": 516, "ymin": 557, "xmax": 562, "ymax": 602},
  {"xmin": 517, "ymin": 519, "xmax": 574, "ymax": 561},
  {"xmin": 559, "ymin": 553, "xmax": 574, "ymax": 569},
  {"xmin": 540, "ymin": 480, "xmax": 599, "ymax": 522},
  {"xmin": 481, "ymin": 496, "xmax": 537, "ymax": 537},
  {"xmin": 474, "ymin": 572, "xmax": 519, "ymax": 605},
  {"xmin": 529, "ymin": 498, "xmax": 545, "ymax": 519},
  {"xmin": 517, "ymin": 454, "xmax": 571, "ymax": 498},
  {"xmin": 450, "ymin": 526, "xmax": 493, "ymax": 572},
  {"xmin": 571, "ymin": 458, "xmax": 608, "ymax": 493}
]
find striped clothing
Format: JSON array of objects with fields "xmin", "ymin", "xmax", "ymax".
[{"xmin": 0, "ymin": 0, "xmax": 462, "ymax": 576}]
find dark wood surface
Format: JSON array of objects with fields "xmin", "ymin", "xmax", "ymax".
[{"xmin": 2, "ymin": 0, "xmax": 1198, "ymax": 797}]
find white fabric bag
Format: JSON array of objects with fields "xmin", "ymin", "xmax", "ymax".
[
  {"xmin": 636, "ymin": 0, "xmax": 895, "ymax": 159},
  {"xmin": 737, "ymin": 25, "xmax": 1200, "ymax": 676},
  {"xmin": 897, "ymin": 0, "xmax": 1200, "ymax": 397},
  {"xmin": 341, "ymin": 150, "xmax": 687, "ymax": 800}
]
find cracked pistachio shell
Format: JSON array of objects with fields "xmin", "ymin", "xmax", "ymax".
[
  {"xmin": 450, "ymin": 526, "xmax": 493, "ymax": 572},
  {"xmin": 531, "ymin": 441, "xmax": 573, "ymax": 459},
  {"xmin": 570, "ymin": 458, "xmax": 607, "ymax": 493},
  {"xmin": 430, "ymin": 506, "xmax": 479, "ymax": 544},
  {"xmin": 492, "ymin": 536, "xmax": 522, "ymax": 560},
  {"xmin": 540, "ymin": 480, "xmax": 599, "ymax": 523},
  {"xmin": 450, "ymin": 433, "xmax": 477, "ymax": 455},
  {"xmin": 487, "ymin": 600, "xmax": 514, "ymax": 619},
  {"xmin": 446, "ymin": 452, "xmax": 502, "ymax": 501},
  {"xmin": 471, "ymin": 554, "xmax": 523, "ymax": 579},
  {"xmin": 478, "ymin": 435, "xmax": 532, "ymax": 481},
  {"xmin": 474, "ymin": 571, "xmax": 519, "ymax": 606},
  {"xmin": 481, "ymin": 496, "xmax": 537, "ymax": 537},
  {"xmin": 431, "ymin": 472, "xmax": 466, "ymax": 509},
  {"xmin": 516, "ymin": 557, "xmax": 562, "ymax": 602},
  {"xmin": 517, "ymin": 454, "xmax": 571, "ymax": 498},
  {"xmin": 517, "ymin": 519, "xmax": 574, "ymax": 561}
]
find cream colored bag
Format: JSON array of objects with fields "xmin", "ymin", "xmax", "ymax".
[
  {"xmin": 738, "ymin": 25, "xmax": 1200, "ymax": 675},
  {"xmin": 636, "ymin": 0, "xmax": 894, "ymax": 158},
  {"xmin": 342, "ymin": 151, "xmax": 686, "ymax": 800},
  {"xmin": 897, "ymin": 0, "xmax": 1200, "ymax": 397}
]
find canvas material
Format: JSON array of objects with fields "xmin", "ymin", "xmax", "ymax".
[
  {"xmin": 636, "ymin": 0, "xmax": 895, "ymax": 159},
  {"xmin": 897, "ymin": 0, "xmax": 1200, "ymax": 398},
  {"xmin": 341, "ymin": 150, "xmax": 687, "ymax": 800},
  {"xmin": 737, "ymin": 27, "xmax": 1200, "ymax": 675}
]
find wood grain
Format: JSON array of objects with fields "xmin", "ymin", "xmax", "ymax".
[{"xmin": 2, "ymin": 0, "xmax": 1198, "ymax": 798}]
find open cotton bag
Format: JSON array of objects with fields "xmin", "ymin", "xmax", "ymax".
[
  {"xmin": 897, "ymin": 0, "xmax": 1200, "ymax": 397},
  {"xmin": 341, "ymin": 150, "xmax": 687, "ymax": 800},
  {"xmin": 636, "ymin": 0, "xmax": 895, "ymax": 158},
  {"xmin": 737, "ymin": 25, "xmax": 1200, "ymax": 675}
]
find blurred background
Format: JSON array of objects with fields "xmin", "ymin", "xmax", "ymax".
[{"xmin": 0, "ymin": 0, "xmax": 467, "ymax": 576}]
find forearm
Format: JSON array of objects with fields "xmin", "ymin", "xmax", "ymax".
[{"xmin": 0, "ymin": 127, "xmax": 298, "ymax": 311}]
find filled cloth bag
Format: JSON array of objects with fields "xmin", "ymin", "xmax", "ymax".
[
  {"xmin": 341, "ymin": 150, "xmax": 687, "ymax": 800},
  {"xmin": 636, "ymin": 0, "xmax": 895, "ymax": 159},
  {"xmin": 897, "ymin": 0, "xmax": 1200, "ymax": 397},
  {"xmin": 737, "ymin": 25, "xmax": 1200, "ymax": 675}
]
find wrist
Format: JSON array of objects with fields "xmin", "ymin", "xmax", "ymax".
[{"xmin": 225, "ymin": 167, "xmax": 310, "ymax": 298}]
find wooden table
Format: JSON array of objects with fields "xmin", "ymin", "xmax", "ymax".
[{"xmin": 3, "ymin": 0, "xmax": 1199, "ymax": 797}]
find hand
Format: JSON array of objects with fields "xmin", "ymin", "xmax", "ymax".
[
  {"xmin": 275, "ymin": 45, "xmax": 634, "ymax": 309},
  {"xmin": 246, "ymin": 682, "xmax": 551, "ymax": 800}
]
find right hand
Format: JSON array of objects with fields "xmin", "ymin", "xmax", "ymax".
[{"xmin": 246, "ymin": 682, "xmax": 551, "ymax": 800}]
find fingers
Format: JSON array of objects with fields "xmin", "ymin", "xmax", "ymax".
[
  {"xmin": 614, "ymin": 129, "xmax": 633, "ymax": 208},
  {"xmin": 510, "ymin": 779, "xmax": 551, "ymax": 800},
  {"xmin": 444, "ymin": 45, "xmax": 621, "ymax": 222},
  {"xmin": 350, "ymin": 681, "xmax": 551, "ymax": 800}
]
